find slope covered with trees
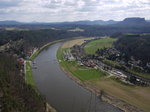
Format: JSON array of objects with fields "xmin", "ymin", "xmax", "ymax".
[
  {"xmin": 0, "ymin": 54, "xmax": 46, "ymax": 112},
  {"xmin": 114, "ymin": 35, "xmax": 150, "ymax": 64}
]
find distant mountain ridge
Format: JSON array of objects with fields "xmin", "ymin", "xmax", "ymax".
[
  {"xmin": 0, "ymin": 17, "xmax": 150, "ymax": 26},
  {"xmin": 0, "ymin": 20, "xmax": 119, "ymax": 25},
  {"xmin": 113, "ymin": 17, "xmax": 150, "ymax": 27},
  {"xmin": 55, "ymin": 20, "xmax": 119, "ymax": 25},
  {"xmin": 0, "ymin": 20, "xmax": 22, "ymax": 25}
]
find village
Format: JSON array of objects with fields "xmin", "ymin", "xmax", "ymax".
[{"xmin": 63, "ymin": 42, "xmax": 150, "ymax": 86}]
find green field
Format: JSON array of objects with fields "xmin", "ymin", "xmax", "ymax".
[
  {"xmin": 57, "ymin": 39, "xmax": 150, "ymax": 112},
  {"xmin": 29, "ymin": 50, "xmax": 40, "ymax": 60},
  {"xmin": 25, "ymin": 61, "xmax": 35, "ymax": 86},
  {"xmin": 84, "ymin": 38, "xmax": 117, "ymax": 54},
  {"xmin": 57, "ymin": 48, "xmax": 106, "ymax": 81},
  {"xmin": 68, "ymin": 28, "xmax": 84, "ymax": 32}
]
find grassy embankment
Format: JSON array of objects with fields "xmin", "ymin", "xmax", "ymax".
[
  {"xmin": 57, "ymin": 38, "xmax": 150, "ymax": 112},
  {"xmin": 25, "ymin": 40, "xmax": 64, "ymax": 112},
  {"xmin": 25, "ymin": 39, "xmax": 64, "ymax": 86},
  {"xmin": 25, "ymin": 61, "xmax": 35, "ymax": 86},
  {"xmin": 26, "ymin": 39, "xmax": 65, "ymax": 86},
  {"xmin": 29, "ymin": 39, "xmax": 65, "ymax": 60},
  {"xmin": 57, "ymin": 38, "xmax": 106, "ymax": 81}
]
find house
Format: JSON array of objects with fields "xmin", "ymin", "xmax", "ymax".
[{"xmin": 17, "ymin": 58, "xmax": 24, "ymax": 65}]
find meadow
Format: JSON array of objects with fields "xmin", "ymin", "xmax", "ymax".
[
  {"xmin": 57, "ymin": 38, "xmax": 150, "ymax": 112},
  {"xmin": 84, "ymin": 38, "xmax": 117, "ymax": 54}
]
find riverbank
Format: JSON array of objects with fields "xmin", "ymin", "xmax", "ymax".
[
  {"xmin": 25, "ymin": 60, "xmax": 35, "ymax": 86},
  {"xmin": 59, "ymin": 64, "xmax": 143, "ymax": 112},
  {"xmin": 29, "ymin": 39, "xmax": 65, "ymax": 60},
  {"xmin": 24, "ymin": 39, "xmax": 67, "ymax": 112},
  {"xmin": 57, "ymin": 38, "xmax": 145, "ymax": 112}
]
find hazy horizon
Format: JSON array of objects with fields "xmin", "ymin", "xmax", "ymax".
[{"xmin": 0, "ymin": 0, "xmax": 150, "ymax": 22}]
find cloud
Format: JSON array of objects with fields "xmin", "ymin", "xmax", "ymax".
[
  {"xmin": 0, "ymin": 0, "xmax": 21, "ymax": 8},
  {"xmin": 0, "ymin": 0, "xmax": 149, "ymax": 22}
]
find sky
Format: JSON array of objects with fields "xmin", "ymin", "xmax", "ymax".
[{"xmin": 0, "ymin": 0, "xmax": 150, "ymax": 22}]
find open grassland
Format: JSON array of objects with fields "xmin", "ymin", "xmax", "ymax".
[
  {"xmin": 57, "ymin": 47, "xmax": 106, "ymax": 81},
  {"xmin": 57, "ymin": 38, "xmax": 150, "ymax": 112},
  {"xmin": 68, "ymin": 28, "xmax": 84, "ymax": 32},
  {"xmin": 61, "ymin": 38, "xmax": 94, "ymax": 48},
  {"xmin": 25, "ymin": 61, "xmax": 35, "ymax": 86},
  {"xmin": 84, "ymin": 38, "xmax": 117, "ymax": 54},
  {"xmin": 61, "ymin": 60, "xmax": 105, "ymax": 81},
  {"xmin": 90, "ymin": 78, "xmax": 150, "ymax": 112},
  {"xmin": 5, "ymin": 27, "xmax": 29, "ymax": 31}
]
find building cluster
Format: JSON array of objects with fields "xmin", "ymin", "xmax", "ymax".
[
  {"xmin": 65, "ymin": 44, "xmax": 150, "ymax": 86},
  {"xmin": 63, "ymin": 49, "xmax": 75, "ymax": 61},
  {"xmin": 71, "ymin": 45, "xmax": 86, "ymax": 61},
  {"xmin": 96, "ymin": 47, "xmax": 121, "ymax": 59},
  {"xmin": 17, "ymin": 58, "xmax": 25, "ymax": 66},
  {"xmin": 82, "ymin": 59, "xmax": 97, "ymax": 67},
  {"xmin": 16, "ymin": 58, "xmax": 25, "ymax": 76},
  {"xmin": 96, "ymin": 47, "xmax": 150, "ymax": 73}
]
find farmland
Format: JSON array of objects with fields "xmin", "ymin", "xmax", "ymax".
[
  {"xmin": 84, "ymin": 38, "xmax": 117, "ymax": 54},
  {"xmin": 57, "ymin": 38, "xmax": 150, "ymax": 112}
]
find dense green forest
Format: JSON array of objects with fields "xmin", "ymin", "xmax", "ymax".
[
  {"xmin": 114, "ymin": 34, "xmax": 150, "ymax": 64},
  {"xmin": 0, "ymin": 54, "xmax": 46, "ymax": 112},
  {"xmin": 0, "ymin": 29, "xmax": 76, "ymax": 46},
  {"xmin": 1, "ymin": 24, "xmax": 150, "ymax": 46},
  {"xmin": 0, "ymin": 29, "xmax": 78, "ymax": 58}
]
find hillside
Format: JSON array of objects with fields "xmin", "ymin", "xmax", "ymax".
[
  {"xmin": 0, "ymin": 54, "xmax": 46, "ymax": 112},
  {"xmin": 114, "ymin": 35, "xmax": 150, "ymax": 63},
  {"xmin": 113, "ymin": 34, "xmax": 150, "ymax": 75}
]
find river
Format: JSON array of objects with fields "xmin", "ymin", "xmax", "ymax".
[{"xmin": 32, "ymin": 42, "xmax": 123, "ymax": 112}]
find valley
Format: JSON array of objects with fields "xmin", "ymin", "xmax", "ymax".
[
  {"xmin": 57, "ymin": 37, "xmax": 150, "ymax": 112},
  {"xmin": 0, "ymin": 17, "xmax": 150, "ymax": 112}
]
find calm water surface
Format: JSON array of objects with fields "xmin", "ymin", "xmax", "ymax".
[{"xmin": 32, "ymin": 42, "xmax": 123, "ymax": 112}]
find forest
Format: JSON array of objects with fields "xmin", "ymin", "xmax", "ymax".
[
  {"xmin": 0, "ymin": 54, "xmax": 46, "ymax": 112},
  {"xmin": 114, "ymin": 34, "xmax": 150, "ymax": 64}
]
